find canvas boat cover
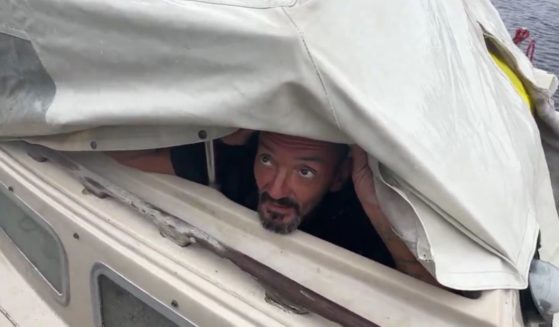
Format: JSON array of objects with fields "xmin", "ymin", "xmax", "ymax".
[{"xmin": 1, "ymin": 0, "xmax": 559, "ymax": 291}]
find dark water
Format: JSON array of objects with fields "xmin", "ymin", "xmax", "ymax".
[{"xmin": 491, "ymin": 0, "xmax": 559, "ymax": 105}]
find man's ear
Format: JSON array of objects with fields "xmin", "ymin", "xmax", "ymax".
[{"xmin": 329, "ymin": 158, "xmax": 351, "ymax": 192}]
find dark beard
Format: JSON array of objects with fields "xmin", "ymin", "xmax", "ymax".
[{"xmin": 257, "ymin": 192, "xmax": 302, "ymax": 234}]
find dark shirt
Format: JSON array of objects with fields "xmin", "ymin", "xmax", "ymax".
[{"xmin": 170, "ymin": 136, "xmax": 394, "ymax": 268}]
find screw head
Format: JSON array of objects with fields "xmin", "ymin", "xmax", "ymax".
[
  {"xmin": 73, "ymin": 233, "xmax": 80, "ymax": 240},
  {"xmin": 198, "ymin": 130, "xmax": 207, "ymax": 140},
  {"xmin": 171, "ymin": 300, "xmax": 178, "ymax": 308},
  {"xmin": 90, "ymin": 141, "xmax": 97, "ymax": 150}
]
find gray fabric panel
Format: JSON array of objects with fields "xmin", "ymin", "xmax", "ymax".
[{"xmin": 0, "ymin": 32, "xmax": 55, "ymax": 136}]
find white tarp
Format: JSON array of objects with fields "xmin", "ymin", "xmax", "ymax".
[{"xmin": 1, "ymin": 0, "xmax": 559, "ymax": 290}]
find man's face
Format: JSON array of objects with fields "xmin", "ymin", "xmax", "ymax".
[{"xmin": 253, "ymin": 132, "xmax": 349, "ymax": 234}]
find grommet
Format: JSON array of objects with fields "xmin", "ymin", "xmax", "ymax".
[
  {"xmin": 90, "ymin": 141, "xmax": 97, "ymax": 150},
  {"xmin": 198, "ymin": 130, "xmax": 207, "ymax": 140}
]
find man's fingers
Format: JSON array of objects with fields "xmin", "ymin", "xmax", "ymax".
[
  {"xmin": 350, "ymin": 145, "xmax": 374, "ymax": 187},
  {"xmin": 350, "ymin": 145, "xmax": 380, "ymax": 209},
  {"xmin": 350, "ymin": 145, "xmax": 369, "ymax": 172}
]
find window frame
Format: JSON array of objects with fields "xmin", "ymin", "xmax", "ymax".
[
  {"xmin": 90, "ymin": 262, "xmax": 197, "ymax": 327},
  {"xmin": 0, "ymin": 184, "xmax": 70, "ymax": 305}
]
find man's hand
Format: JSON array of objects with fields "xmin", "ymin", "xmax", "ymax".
[
  {"xmin": 351, "ymin": 145, "xmax": 440, "ymax": 287},
  {"xmin": 351, "ymin": 145, "xmax": 399, "ymax": 245},
  {"xmin": 351, "ymin": 145, "xmax": 381, "ymax": 211},
  {"xmin": 107, "ymin": 149, "xmax": 175, "ymax": 175}
]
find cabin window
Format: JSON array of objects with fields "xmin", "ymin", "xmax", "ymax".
[
  {"xmin": 0, "ymin": 187, "xmax": 68, "ymax": 300},
  {"xmin": 93, "ymin": 264, "xmax": 195, "ymax": 327}
]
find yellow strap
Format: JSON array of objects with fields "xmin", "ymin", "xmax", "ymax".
[{"xmin": 490, "ymin": 53, "xmax": 533, "ymax": 113}]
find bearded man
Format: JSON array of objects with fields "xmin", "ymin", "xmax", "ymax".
[{"xmin": 109, "ymin": 130, "xmax": 437, "ymax": 285}]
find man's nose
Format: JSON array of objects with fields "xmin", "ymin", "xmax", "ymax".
[{"xmin": 267, "ymin": 170, "xmax": 290, "ymax": 199}]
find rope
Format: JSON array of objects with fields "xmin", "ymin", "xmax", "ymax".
[{"xmin": 513, "ymin": 27, "xmax": 536, "ymax": 62}]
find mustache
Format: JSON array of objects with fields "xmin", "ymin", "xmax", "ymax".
[{"xmin": 259, "ymin": 192, "xmax": 300, "ymax": 212}]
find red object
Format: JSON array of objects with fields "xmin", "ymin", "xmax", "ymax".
[
  {"xmin": 513, "ymin": 27, "xmax": 530, "ymax": 44},
  {"xmin": 513, "ymin": 27, "xmax": 536, "ymax": 62}
]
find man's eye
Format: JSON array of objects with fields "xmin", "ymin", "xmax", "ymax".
[
  {"xmin": 298, "ymin": 167, "xmax": 316, "ymax": 178},
  {"xmin": 259, "ymin": 154, "xmax": 272, "ymax": 166}
]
